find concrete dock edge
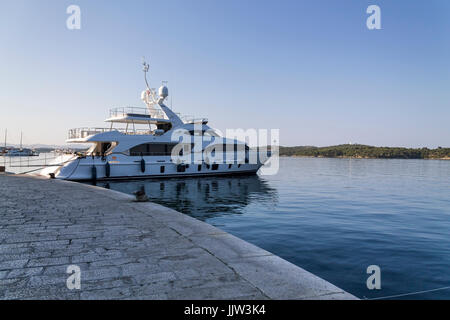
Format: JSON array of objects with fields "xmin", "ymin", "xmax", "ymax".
[{"xmin": 0, "ymin": 174, "xmax": 358, "ymax": 300}]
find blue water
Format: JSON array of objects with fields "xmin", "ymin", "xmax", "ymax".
[{"xmin": 94, "ymin": 157, "xmax": 450, "ymax": 299}]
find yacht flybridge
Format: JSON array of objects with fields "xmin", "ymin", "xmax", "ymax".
[{"xmin": 41, "ymin": 61, "xmax": 270, "ymax": 181}]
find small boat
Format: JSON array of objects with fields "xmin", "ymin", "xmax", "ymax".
[
  {"xmin": 5, "ymin": 148, "xmax": 39, "ymax": 157},
  {"xmin": 3, "ymin": 131, "xmax": 39, "ymax": 157}
]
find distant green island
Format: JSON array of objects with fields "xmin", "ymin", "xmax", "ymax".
[{"xmin": 278, "ymin": 144, "xmax": 450, "ymax": 160}]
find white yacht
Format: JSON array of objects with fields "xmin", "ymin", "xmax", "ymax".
[{"xmin": 41, "ymin": 62, "xmax": 270, "ymax": 181}]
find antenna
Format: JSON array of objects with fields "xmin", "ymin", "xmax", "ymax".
[
  {"xmin": 142, "ymin": 57, "xmax": 150, "ymax": 90},
  {"xmin": 3, "ymin": 129, "xmax": 6, "ymax": 166}
]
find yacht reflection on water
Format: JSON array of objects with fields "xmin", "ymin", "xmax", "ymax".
[{"xmin": 94, "ymin": 175, "xmax": 277, "ymax": 221}]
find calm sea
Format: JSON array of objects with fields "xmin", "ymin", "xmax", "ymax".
[{"xmin": 18, "ymin": 156, "xmax": 449, "ymax": 299}]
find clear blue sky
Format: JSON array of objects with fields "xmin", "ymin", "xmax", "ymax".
[{"xmin": 0, "ymin": 0, "xmax": 449, "ymax": 147}]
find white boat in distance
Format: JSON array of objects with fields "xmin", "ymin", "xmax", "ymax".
[
  {"xmin": 41, "ymin": 61, "xmax": 271, "ymax": 181},
  {"xmin": 5, "ymin": 148, "xmax": 39, "ymax": 157},
  {"xmin": 4, "ymin": 132, "xmax": 39, "ymax": 157}
]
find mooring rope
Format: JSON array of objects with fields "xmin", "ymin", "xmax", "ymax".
[
  {"xmin": 365, "ymin": 285, "xmax": 450, "ymax": 300},
  {"xmin": 19, "ymin": 167, "xmax": 48, "ymax": 174}
]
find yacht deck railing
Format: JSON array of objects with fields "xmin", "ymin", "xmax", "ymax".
[
  {"xmin": 68, "ymin": 127, "xmax": 152, "ymax": 140},
  {"xmin": 109, "ymin": 106, "xmax": 167, "ymax": 120},
  {"xmin": 110, "ymin": 107, "xmax": 207, "ymax": 124}
]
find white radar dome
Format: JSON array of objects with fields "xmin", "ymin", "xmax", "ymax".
[{"xmin": 158, "ymin": 85, "xmax": 169, "ymax": 99}]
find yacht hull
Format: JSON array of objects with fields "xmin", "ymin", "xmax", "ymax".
[
  {"xmin": 63, "ymin": 169, "xmax": 259, "ymax": 182},
  {"xmin": 40, "ymin": 155, "xmax": 264, "ymax": 181}
]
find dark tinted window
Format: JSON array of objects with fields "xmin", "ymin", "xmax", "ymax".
[{"xmin": 130, "ymin": 143, "xmax": 177, "ymax": 156}]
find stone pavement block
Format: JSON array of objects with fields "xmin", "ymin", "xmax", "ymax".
[
  {"xmin": 80, "ymin": 266, "xmax": 121, "ymax": 281},
  {"xmin": 227, "ymin": 255, "xmax": 356, "ymax": 300},
  {"xmin": 27, "ymin": 256, "xmax": 70, "ymax": 267},
  {"xmin": 28, "ymin": 275, "xmax": 67, "ymax": 287},
  {"xmin": 123, "ymin": 293, "xmax": 169, "ymax": 300},
  {"xmin": 81, "ymin": 277, "xmax": 134, "ymax": 291},
  {"xmin": 31, "ymin": 240, "xmax": 70, "ymax": 250},
  {"xmin": 89, "ymin": 257, "xmax": 137, "ymax": 268},
  {"xmin": 121, "ymin": 262, "xmax": 165, "ymax": 277},
  {"xmin": 2, "ymin": 286, "xmax": 80, "ymax": 300},
  {"xmin": 189, "ymin": 233, "xmax": 273, "ymax": 262},
  {"xmin": 0, "ymin": 259, "xmax": 28, "ymax": 270},
  {"xmin": 0, "ymin": 251, "xmax": 52, "ymax": 263},
  {"xmin": 80, "ymin": 287, "xmax": 132, "ymax": 300},
  {"xmin": 6, "ymin": 267, "xmax": 44, "ymax": 279},
  {"xmin": 0, "ymin": 277, "xmax": 29, "ymax": 292},
  {"xmin": 71, "ymin": 250, "xmax": 123, "ymax": 264},
  {"xmin": 43, "ymin": 263, "xmax": 89, "ymax": 276},
  {"xmin": 131, "ymin": 271, "xmax": 177, "ymax": 285},
  {"xmin": 166, "ymin": 281, "xmax": 261, "ymax": 300},
  {"xmin": 0, "ymin": 243, "xmax": 32, "ymax": 253}
]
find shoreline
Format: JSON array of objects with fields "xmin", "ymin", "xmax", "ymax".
[{"xmin": 279, "ymin": 155, "xmax": 450, "ymax": 160}]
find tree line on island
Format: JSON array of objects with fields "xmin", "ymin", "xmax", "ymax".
[{"xmin": 278, "ymin": 144, "xmax": 450, "ymax": 159}]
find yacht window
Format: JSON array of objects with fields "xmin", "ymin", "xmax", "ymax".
[
  {"xmin": 212, "ymin": 164, "xmax": 219, "ymax": 171},
  {"xmin": 130, "ymin": 143, "xmax": 177, "ymax": 156},
  {"xmin": 101, "ymin": 143, "xmax": 111, "ymax": 155},
  {"xmin": 198, "ymin": 164, "xmax": 202, "ymax": 171},
  {"xmin": 105, "ymin": 142, "xmax": 118, "ymax": 154},
  {"xmin": 156, "ymin": 123, "xmax": 172, "ymax": 132},
  {"xmin": 160, "ymin": 166, "xmax": 165, "ymax": 173}
]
